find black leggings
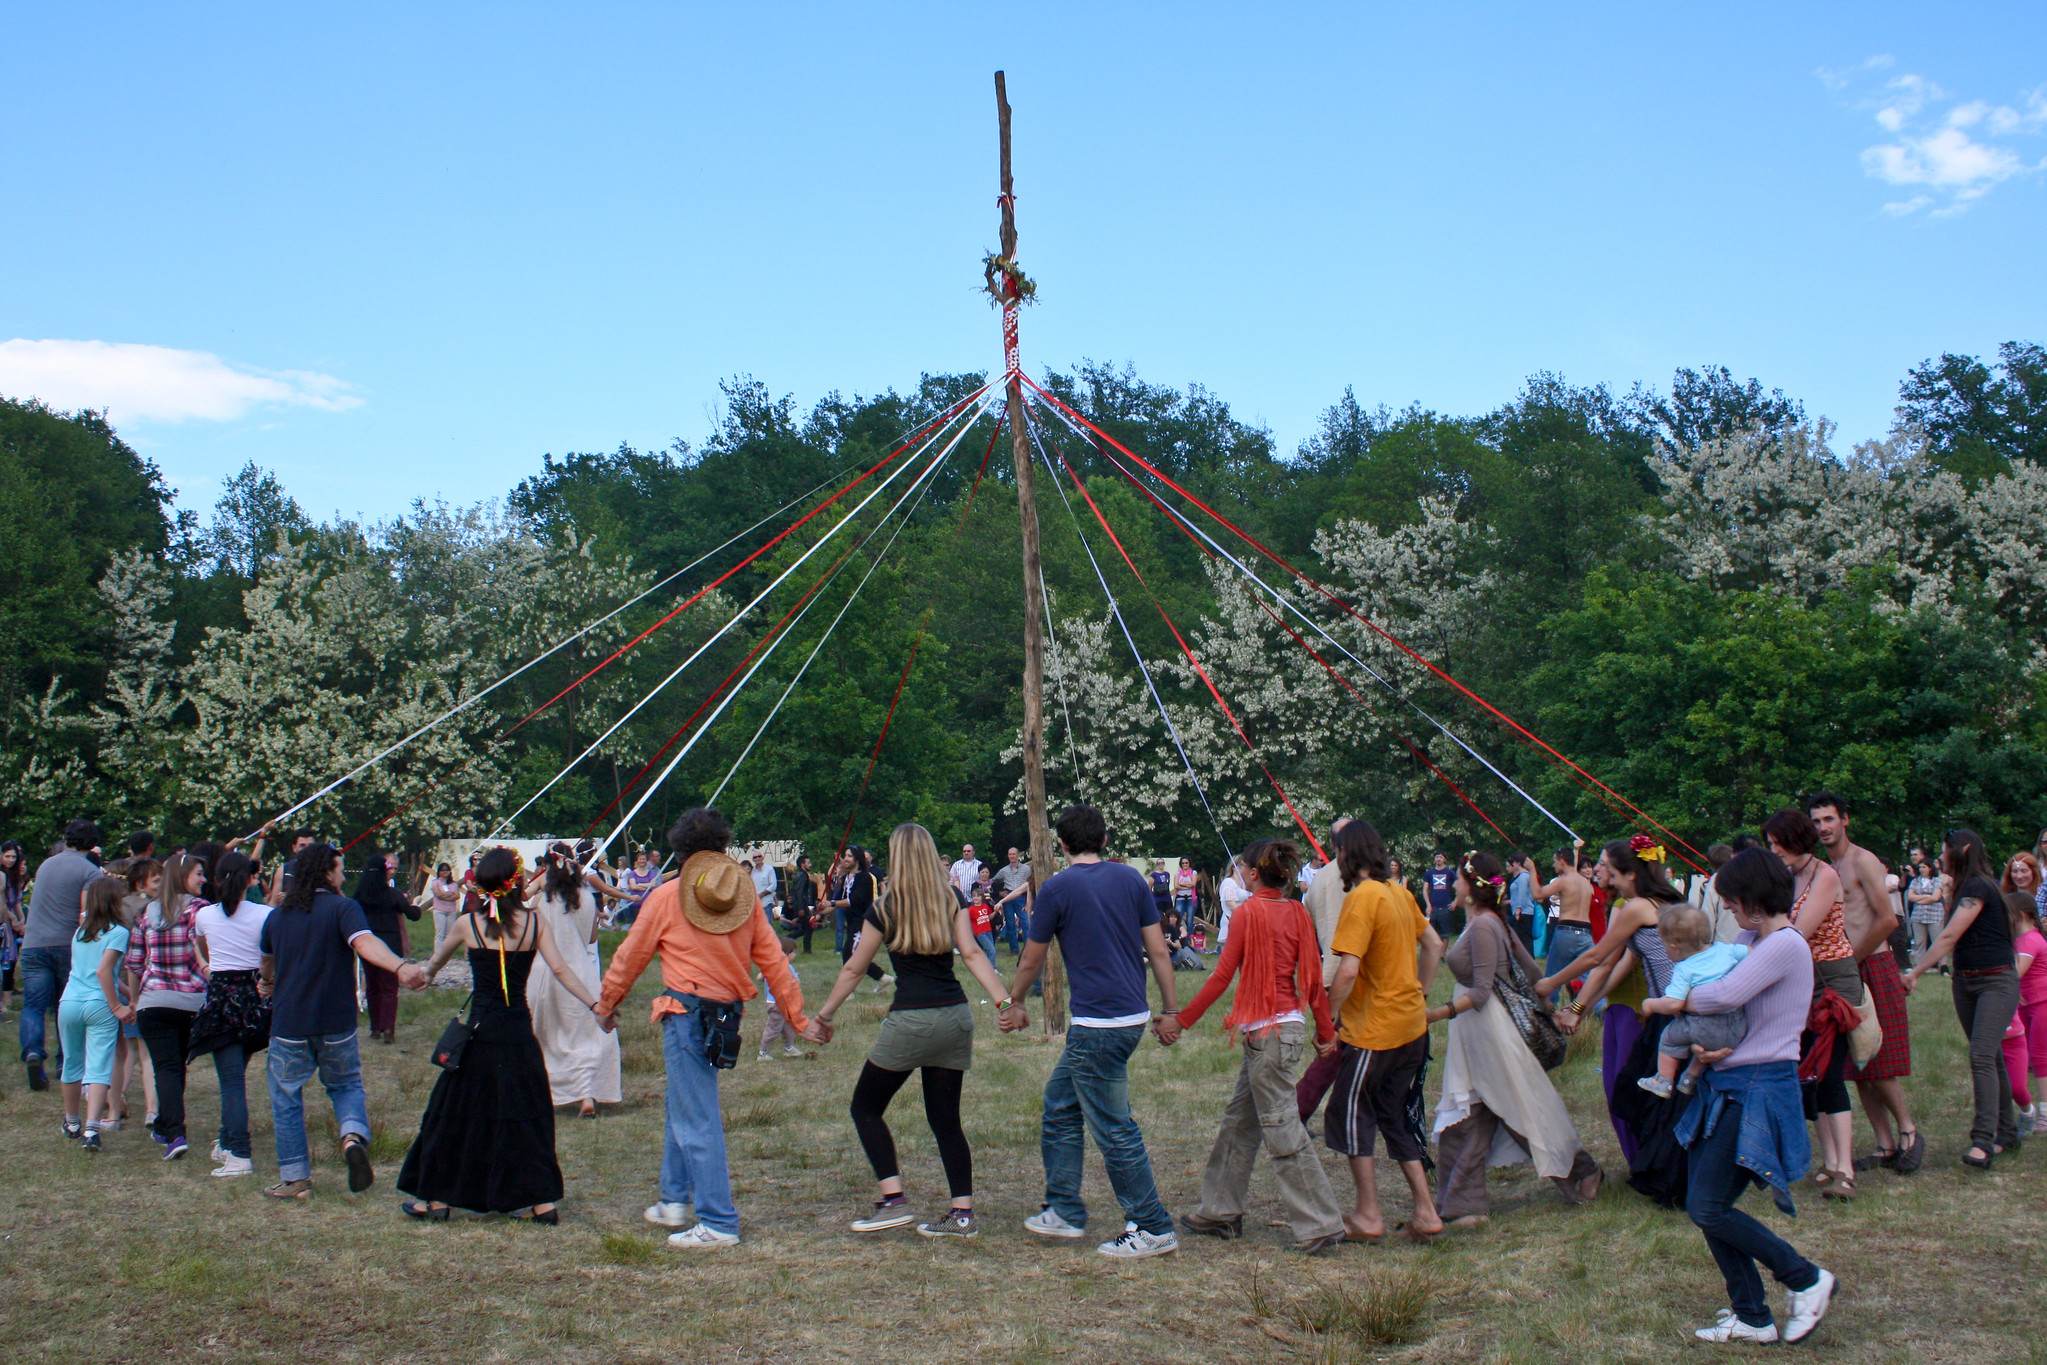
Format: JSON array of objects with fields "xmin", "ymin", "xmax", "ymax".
[
  {"xmin": 1801, "ymin": 1029, "xmax": 1852, "ymax": 1117},
  {"xmin": 849, "ymin": 1062, "xmax": 972, "ymax": 1199}
]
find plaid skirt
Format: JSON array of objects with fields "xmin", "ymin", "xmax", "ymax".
[{"xmin": 1847, "ymin": 951, "xmax": 1911, "ymax": 1081}]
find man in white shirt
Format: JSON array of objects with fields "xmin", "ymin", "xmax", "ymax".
[
  {"xmin": 1303, "ymin": 819, "xmax": 1352, "ymax": 987},
  {"xmin": 1217, "ymin": 855, "xmax": 1251, "ymax": 945},
  {"xmin": 749, "ymin": 852, "xmax": 779, "ymax": 913},
  {"xmin": 949, "ymin": 844, "xmax": 984, "ymax": 902}
]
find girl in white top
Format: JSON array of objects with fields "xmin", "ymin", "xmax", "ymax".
[{"xmin": 188, "ymin": 853, "xmax": 273, "ymax": 1176}]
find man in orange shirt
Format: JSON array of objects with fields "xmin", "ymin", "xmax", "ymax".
[{"xmin": 596, "ymin": 807, "xmax": 811, "ymax": 1250}]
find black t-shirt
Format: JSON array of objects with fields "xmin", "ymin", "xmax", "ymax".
[
  {"xmin": 865, "ymin": 905, "xmax": 968, "ymax": 1012},
  {"xmin": 1951, "ymin": 875, "xmax": 2016, "ymax": 971}
]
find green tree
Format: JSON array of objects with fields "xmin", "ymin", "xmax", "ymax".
[{"xmin": 1898, "ymin": 340, "xmax": 2047, "ymax": 480}]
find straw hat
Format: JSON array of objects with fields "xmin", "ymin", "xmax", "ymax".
[{"xmin": 679, "ymin": 851, "xmax": 753, "ymax": 935}]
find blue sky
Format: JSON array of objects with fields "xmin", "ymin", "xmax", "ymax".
[{"xmin": 3, "ymin": 4, "xmax": 2042, "ymax": 523}]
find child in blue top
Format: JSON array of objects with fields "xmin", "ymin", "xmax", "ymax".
[
  {"xmin": 1638, "ymin": 903, "xmax": 1749, "ymax": 1098},
  {"xmin": 59, "ymin": 878, "xmax": 132, "ymax": 1150}
]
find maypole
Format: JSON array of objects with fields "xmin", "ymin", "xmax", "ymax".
[{"xmin": 990, "ymin": 71, "xmax": 1064, "ymax": 1033}]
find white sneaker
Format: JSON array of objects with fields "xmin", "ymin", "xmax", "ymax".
[
  {"xmin": 755, "ymin": 1052, "xmax": 773, "ymax": 1062},
  {"xmin": 212, "ymin": 1155, "xmax": 254, "ymax": 1178},
  {"xmin": 2019, "ymin": 1103, "xmax": 2038, "ymax": 1137},
  {"xmin": 1023, "ymin": 1207, "xmax": 1087, "ymax": 1239},
  {"xmin": 782, "ymin": 1045, "xmax": 803, "ymax": 1057},
  {"xmin": 210, "ymin": 1141, "xmax": 228, "ymax": 1163},
  {"xmin": 1783, "ymin": 1269, "xmax": 1836, "ymax": 1344},
  {"xmin": 1097, "ymin": 1226, "xmax": 1178, "ymax": 1259},
  {"xmin": 643, "ymin": 1201, "xmax": 691, "ymax": 1227},
  {"xmin": 666, "ymin": 1223, "xmax": 739, "ymax": 1249},
  {"xmin": 1694, "ymin": 1309, "xmax": 1778, "ymax": 1343}
]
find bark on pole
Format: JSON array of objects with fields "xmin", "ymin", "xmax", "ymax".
[{"xmin": 995, "ymin": 70, "xmax": 1065, "ymax": 1033}]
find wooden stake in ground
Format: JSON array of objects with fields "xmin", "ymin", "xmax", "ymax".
[{"xmin": 992, "ymin": 70, "xmax": 1064, "ymax": 1033}]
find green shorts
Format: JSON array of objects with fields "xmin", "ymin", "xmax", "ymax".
[{"xmin": 867, "ymin": 1002, "xmax": 975, "ymax": 1072}]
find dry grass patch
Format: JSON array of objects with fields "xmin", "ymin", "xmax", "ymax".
[{"xmin": 2, "ymin": 950, "xmax": 2042, "ymax": 1363}]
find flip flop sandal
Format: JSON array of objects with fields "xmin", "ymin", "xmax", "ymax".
[
  {"xmin": 1395, "ymin": 1221, "xmax": 1442, "ymax": 1244},
  {"xmin": 1809, "ymin": 1169, "xmax": 1836, "ymax": 1188},
  {"xmin": 1821, "ymin": 1172, "xmax": 1856, "ymax": 1200}
]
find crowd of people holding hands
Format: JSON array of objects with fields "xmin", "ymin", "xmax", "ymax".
[{"xmin": 8, "ymin": 789, "xmax": 2044, "ymax": 1349}]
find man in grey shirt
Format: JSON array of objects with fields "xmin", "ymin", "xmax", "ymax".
[{"xmin": 20, "ymin": 818, "xmax": 103, "ymax": 1090}]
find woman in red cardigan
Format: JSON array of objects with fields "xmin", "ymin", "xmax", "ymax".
[{"xmin": 1162, "ymin": 838, "xmax": 1345, "ymax": 1255}]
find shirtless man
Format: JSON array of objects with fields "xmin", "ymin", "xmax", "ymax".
[
  {"xmin": 1810, "ymin": 792, "xmax": 1922, "ymax": 1174},
  {"xmin": 1529, "ymin": 840, "xmax": 1590, "ymax": 1004}
]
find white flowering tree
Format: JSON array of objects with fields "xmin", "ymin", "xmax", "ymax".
[
  {"xmin": 1651, "ymin": 421, "xmax": 2047, "ymax": 664},
  {"xmin": 176, "ymin": 505, "xmax": 653, "ymax": 848}
]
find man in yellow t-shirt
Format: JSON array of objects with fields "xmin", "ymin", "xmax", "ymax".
[{"xmin": 1321, "ymin": 823, "xmax": 1446, "ymax": 1242}]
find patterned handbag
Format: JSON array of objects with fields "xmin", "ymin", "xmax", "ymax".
[{"xmin": 1498, "ymin": 946, "xmax": 1569, "ymax": 1071}]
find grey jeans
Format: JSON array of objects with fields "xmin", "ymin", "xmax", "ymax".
[
  {"xmin": 1952, "ymin": 967, "xmax": 2021, "ymax": 1153},
  {"xmin": 1660, "ymin": 1009, "xmax": 1749, "ymax": 1059},
  {"xmin": 1193, "ymin": 1020, "xmax": 1344, "ymax": 1243}
]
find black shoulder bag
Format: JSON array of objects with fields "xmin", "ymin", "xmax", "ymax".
[{"xmin": 430, "ymin": 996, "xmax": 475, "ymax": 1071}]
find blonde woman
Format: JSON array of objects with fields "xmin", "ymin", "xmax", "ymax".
[{"xmin": 804, "ymin": 822, "xmax": 1013, "ymax": 1238}]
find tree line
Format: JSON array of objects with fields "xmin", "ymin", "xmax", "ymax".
[{"xmin": 2, "ymin": 341, "xmax": 2041, "ymax": 867}]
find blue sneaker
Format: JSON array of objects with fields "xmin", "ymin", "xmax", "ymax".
[{"xmin": 162, "ymin": 1135, "xmax": 188, "ymax": 1161}]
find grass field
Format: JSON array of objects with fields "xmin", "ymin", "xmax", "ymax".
[{"xmin": 3, "ymin": 938, "xmax": 2041, "ymax": 1364}]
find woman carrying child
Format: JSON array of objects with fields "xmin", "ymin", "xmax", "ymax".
[
  {"xmin": 1428, "ymin": 851, "xmax": 1602, "ymax": 1227},
  {"xmin": 1638, "ymin": 904, "xmax": 1750, "ymax": 1099},
  {"xmin": 1166, "ymin": 839, "xmax": 1347, "ymax": 1255},
  {"xmin": 1671, "ymin": 848, "xmax": 1836, "ymax": 1345}
]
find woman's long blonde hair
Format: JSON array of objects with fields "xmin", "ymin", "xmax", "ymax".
[{"xmin": 879, "ymin": 823, "xmax": 957, "ymax": 956}]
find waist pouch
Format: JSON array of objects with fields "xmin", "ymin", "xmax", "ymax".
[{"xmin": 664, "ymin": 989, "xmax": 745, "ymax": 1069}]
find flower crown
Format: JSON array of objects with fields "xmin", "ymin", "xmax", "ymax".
[
  {"xmin": 479, "ymin": 847, "xmax": 526, "ymax": 899},
  {"xmin": 1460, "ymin": 851, "xmax": 1505, "ymax": 887},
  {"xmin": 1629, "ymin": 833, "xmax": 1667, "ymax": 864}
]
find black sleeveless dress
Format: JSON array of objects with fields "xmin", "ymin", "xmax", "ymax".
[{"xmin": 397, "ymin": 917, "xmax": 562, "ymax": 1211}]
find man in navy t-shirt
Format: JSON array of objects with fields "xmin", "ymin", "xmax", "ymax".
[
  {"xmin": 259, "ymin": 841, "xmax": 422, "ymax": 1199},
  {"xmin": 1424, "ymin": 851, "xmax": 1460, "ymax": 939},
  {"xmin": 1007, "ymin": 804, "xmax": 1181, "ymax": 1260}
]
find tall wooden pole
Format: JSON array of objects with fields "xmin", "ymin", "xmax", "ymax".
[{"xmin": 995, "ymin": 71, "xmax": 1064, "ymax": 1032}]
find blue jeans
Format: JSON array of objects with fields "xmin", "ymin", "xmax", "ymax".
[
  {"xmin": 660, "ymin": 1008, "xmax": 739, "ymax": 1235},
  {"xmin": 213, "ymin": 1044, "xmax": 251, "ymax": 1159},
  {"xmin": 974, "ymin": 931, "xmax": 998, "ymax": 963},
  {"xmin": 267, "ymin": 1032, "xmax": 369, "ymax": 1182},
  {"xmin": 1544, "ymin": 923, "xmax": 1595, "ymax": 1005},
  {"xmin": 17, "ymin": 945, "xmax": 66, "ymax": 1062},
  {"xmin": 1685, "ymin": 1097, "xmax": 1819, "ymax": 1329},
  {"xmin": 832, "ymin": 908, "xmax": 849, "ymax": 957},
  {"xmin": 1041, "ymin": 1024, "xmax": 1171, "ymax": 1234}
]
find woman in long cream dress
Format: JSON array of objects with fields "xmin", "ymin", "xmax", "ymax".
[
  {"xmin": 527, "ymin": 843, "xmax": 621, "ymax": 1116},
  {"xmin": 1430, "ymin": 851, "xmax": 1602, "ymax": 1225}
]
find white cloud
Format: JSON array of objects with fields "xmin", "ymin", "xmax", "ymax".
[
  {"xmin": 1825, "ymin": 64, "xmax": 2047, "ymax": 215},
  {"xmin": 0, "ymin": 338, "xmax": 363, "ymax": 423}
]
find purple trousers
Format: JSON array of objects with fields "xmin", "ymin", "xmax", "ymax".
[{"xmin": 1601, "ymin": 1006, "xmax": 1642, "ymax": 1165}]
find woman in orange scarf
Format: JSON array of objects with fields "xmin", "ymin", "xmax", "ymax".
[{"xmin": 1163, "ymin": 839, "xmax": 1345, "ymax": 1255}]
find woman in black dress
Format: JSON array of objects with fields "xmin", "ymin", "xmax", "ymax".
[{"xmin": 399, "ymin": 846, "xmax": 602, "ymax": 1222}]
